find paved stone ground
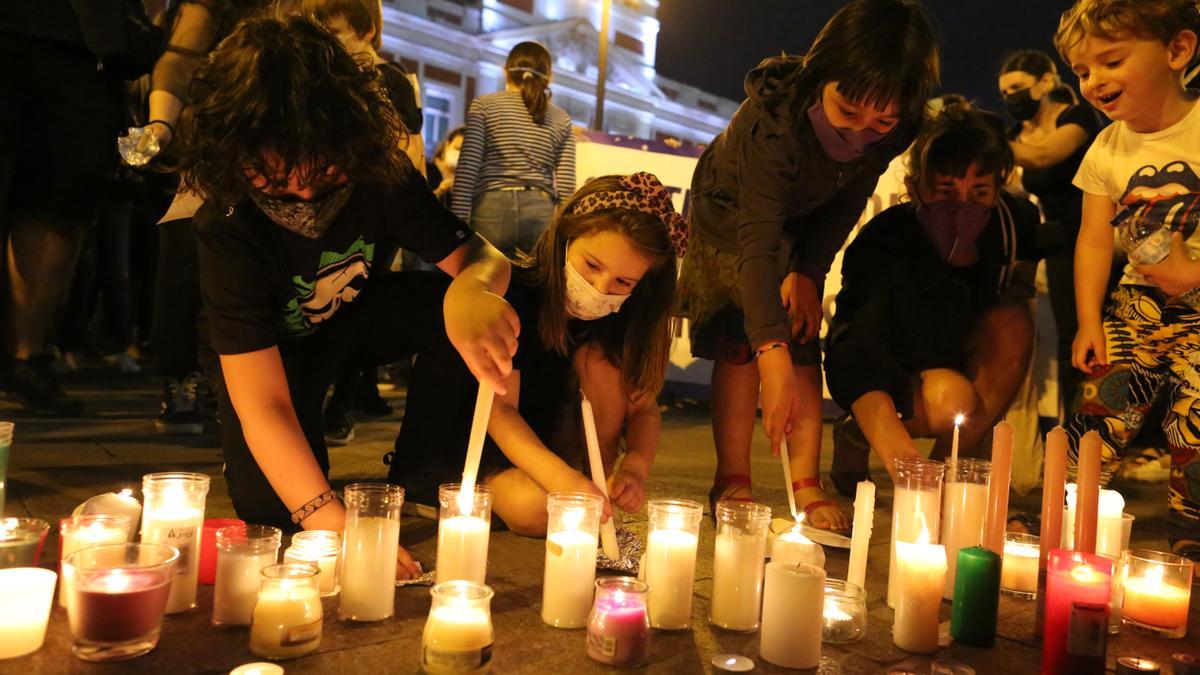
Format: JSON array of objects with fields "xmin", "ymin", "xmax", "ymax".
[{"xmin": 2, "ymin": 367, "xmax": 1198, "ymax": 674}]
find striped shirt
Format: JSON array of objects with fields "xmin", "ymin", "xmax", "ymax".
[{"xmin": 451, "ymin": 90, "xmax": 576, "ymax": 222}]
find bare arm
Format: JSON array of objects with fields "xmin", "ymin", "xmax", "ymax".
[
  {"xmin": 147, "ymin": 1, "xmax": 216, "ymax": 143},
  {"xmin": 1072, "ymin": 192, "xmax": 1117, "ymax": 373},
  {"xmin": 1011, "ymin": 124, "xmax": 1089, "ymax": 170},
  {"xmin": 849, "ymin": 390, "xmax": 921, "ymax": 478},
  {"xmin": 436, "ymin": 233, "xmax": 518, "ymax": 391}
]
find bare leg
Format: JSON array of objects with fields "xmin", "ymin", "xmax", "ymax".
[
  {"xmin": 710, "ymin": 359, "xmax": 759, "ymax": 500},
  {"xmin": 6, "ymin": 216, "xmax": 85, "ymax": 358},
  {"xmin": 485, "ymin": 467, "xmax": 550, "ymax": 537},
  {"xmin": 788, "ymin": 363, "xmax": 850, "ymax": 530},
  {"xmin": 914, "ymin": 368, "xmax": 979, "ymax": 460},
  {"xmin": 957, "ymin": 303, "xmax": 1035, "ymax": 456}
]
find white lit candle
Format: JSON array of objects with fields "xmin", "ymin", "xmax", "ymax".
[
  {"xmin": 1001, "ymin": 537, "xmax": 1040, "ymax": 597},
  {"xmin": 0, "ymin": 567, "xmax": 57, "ymax": 659},
  {"xmin": 284, "ymin": 530, "xmax": 340, "ymax": 597},
  {"xmin": 423, "ymin": 581, "xmax": 495, "ymax": 674},
  {"xmin": 437, "ymin": 515, "xmax": 490, "ymax": 584},
  {"xmin": 893, "ymin": 522, "xmax": 946, "ymax": 653},
  {"xmin": 888, "ymin": 477, "xmax": 941, "ymax": 608},
  {"xmin": 213, "ymin": 526, "xmax": 281, "ymax": 627},
  {"xmin": 72, "ymin": 489, "xmax": 142, "ymax": 540},
  {"xmin": 770, "ymin": 524, "xmax": 824, "ymax": 568},
  {"xmin": 760, "ymin": 561, "xmax": 824, "ymax": 669},
  {"xmin": 140, "ymin": 474, "xmax": 208, "ymax": 614},
  {"xmin": 58, "ymin": 516, "xmax": 129, "ymax": 606},
  {"xmin": 941, "ymin": 461, "xmax": 990, "ymax": 600},
  {"xmin": 711, "ymin": 523, "xmax": 768, "ymax": 631},
  {"xmin": 645, "ymin": 526, "xmax": 698, "ymax": 629},
  {"xmin": 846, "ymin": 481, "xmax": 875, "ymax": 592},
  {"xmin": 339, "ymin": 516, "xmax": 400, "ymax": 621},
  {"xmin": 541, "ymin": 496, "xmax": 600, "ymax": 629},
  {"xmin": 250, "ymin": 565, "xmax": 322, "ymax": 660}
]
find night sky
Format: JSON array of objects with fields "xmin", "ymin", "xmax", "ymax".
[{"xmin": 656, "ymin": 0, "xmax": 1077, "ymax": 114}]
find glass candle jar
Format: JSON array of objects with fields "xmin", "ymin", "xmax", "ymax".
[
  {"xmin": 821, "ymin": 578, "xmax": 866, "ymax": 644},
  {"xmin": 213, "ymin": 525, "xmax": 282, "ymax": 627},
  {"xmin": 58, "ymin": 515, "xmax": 129, "ymax": 606},
  {"xmin": 710, "ymin": 500, "xmax": 771, "ymax": 632},
  {"xmin": 436, "ymin": 483, "xmax": 493, "ymax": 585},
  {"xmin": 541, "ymin": 492, "xmax": 602, "ymax": 628},
  {"xmin": 644, "ymin": 498, "xmax": 703, "ymax": 630},
  {"xmin": 140, "ymin": 472, "xmax": 209, "ymax": 613},
  {"xmin": 250, "ymin": 563, "xmax": 322, "ymax": 660},
  {"xmin": 339, "ymin": 483, "xmax": 404, "ymax": 622},
  {"xmin": 284, "ymin": 530, "xmax": 341, "ymax": 597},
  {"xmin": 0, "ymin": 517, "xmax": 49, "ymax": 568},
  {"xmin": 587, "ymin": 577, "xmax": 649, "ymax": 667},
  {"xmin": 0, "ymin": 567, "xmax": 57, "ymax": 659},
  {"xmin": 1001, "ymin": 532, "xmax": 1040, "ymax": 599},
  {"xmin": 941, "ymin": 458, "xmax": 990, "ymax": 600},
  {"xmin": 1121, "ymin": 549, "xmax": 1193, "ymax": 638},
  {"xmin": 199, "ymin": 517, "xmax": 244, "ymax": 585},
  {"xmin": 888, "ymin": 457, "xmax": 944, "ymax": 609},
  {"xmin": 422, "ymin": 580, "xmax": 495, "ymax": 674},
  {"xmin": 1042, "ymin": 550, "xmax": 1112, "ymax": 674},
  {"xmin": 63, "ymin": 542, "xmax": 178, "ymax": 662}
]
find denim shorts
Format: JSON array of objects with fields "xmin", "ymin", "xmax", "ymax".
[{"xmin": 469, "ymin": 187, "xmax": 555, "ymax": 257}]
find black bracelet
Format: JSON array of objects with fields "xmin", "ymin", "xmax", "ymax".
[
  {"xmin": 147, "ymin": 119, "xmax": 176, "ymax": 136},
  {"xmin": 291, "ymin": 489, "xmax": 337, "ymax": 524}
]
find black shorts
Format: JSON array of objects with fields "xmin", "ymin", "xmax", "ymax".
[{"xmin": 0, "ymin": 34, "xmax": 123, "ymax": 228}]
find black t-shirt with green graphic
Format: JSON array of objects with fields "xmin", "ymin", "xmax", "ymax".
[{"xmin": 195, "ymin": 180, "xmax": 472, "ymax": 355}]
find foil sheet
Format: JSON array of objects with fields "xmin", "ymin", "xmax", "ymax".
[
  {"xmin": 596, "ymin": 526, "xmax": 643, "ymax": 574},
  {"xmin": 396, "ymin": 560, "xmax": 436, "ymax": 587}
]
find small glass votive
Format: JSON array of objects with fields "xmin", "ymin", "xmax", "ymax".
[
  {"xmin": 58, "ymin": 515, "xmax": 130, "ymax": 606},
  {"xmin": 422, "ymin": 580, "xmax": 495, "ymax": 674},
  {"xmin": 931, "ymin": 661, "xmax": 977, "ymax": 675},
  {"xmin": 214, "ymin": 524, "xmax": 282, "ymax": 627},
  {"xmin": 0, "ymin": 567, "xmax": 57, "ymax": 659},
  {"xmin": 1001, "ymin": 532, "xmax": 1040, "ymax": 599},
  {"xmin": 821, "ymin": 578, "xmax": 867, "ymax": 644},
  {"xmin": 199, "ymin": 517, "xmax": 244, "ymax": 585},
  {"xmin": 250, "ymin": 563, "xmax": 322, "ymax": 660},
  {"xmin": 64, "ymin": 542, "xmax": 179, "ymax": 661},
  {"xmin": 0, "ymin": 517, "xmax": 49, "ymax": 568},
  {"xmin": 1121, "ymin": 549, "xmax": 1193, "ymax": 638},
  {"xmin": 587, "ymin": 577, "xmax": 650, "ymax": 668},
  {"xmin": 284, "ymin": 530, "xmax": 340, "ymax": 597},
  {"xmin": 436, "ymin": 483, "xmax": 493, "ymax": 585}
]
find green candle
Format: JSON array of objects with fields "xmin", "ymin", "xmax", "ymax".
[{"xmin": 950, "ymin": 545, "xmax": 1001, "ymax": 646}]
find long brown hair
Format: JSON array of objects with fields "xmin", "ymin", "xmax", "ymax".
[
  {"xmin": 506, "ymin": 41, "xmax": 553, "ymax": 125},
  {"xmin": 518, "ymin": 176, "xmax": 677, "ymax": 398}
]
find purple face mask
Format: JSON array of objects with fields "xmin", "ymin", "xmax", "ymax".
[
  {"xmin": 807, "ymin": 101, "xmax": 891, "ymax": 163},
  {"xmin": 916, "ymin": 200, "xmax": 992, "ymax": 265}
]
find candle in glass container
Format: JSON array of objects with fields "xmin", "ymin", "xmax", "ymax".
[
  {"xmin": 821, "ymin": 579, "xmax": 867, "ymax": 644},
  {"xmin": 339, "ymin": 483, "xmax": 404, "ymax": 622},
  {"xmin": 250, "ymin": 564, "xmax": 322, "ymax": 660},
  {"xmin": 1121, "ymin": 550, "xmax": 1193, "ymax": 638},
  {"xmin": 284, "ymin": 530, "xmax": 340, "ymax": 597},
  {"xmin": 587, "ymin": 577, "xmax": 649, "ymax": 667},
  {"xmin": 0, "ymin": 567, "xmax": 57, "ymax": 659},
  {"xmin": 0, "ymin": 517, "xmax": 49, "ymax": 568},
  {"xmin": 888, "ymin": 458, "xmax": 943, "ymax": 608},
  {"xmin": 770, "ymin": 522, "xmax": 825, "ymax": 568},
  {"xmin": 58, "ymin": 515, "xmax": 129, "ymax": 606},
  {"xmin": 422, "ymin": 581, "xmax": 494, "ymax": 674},
  {"xmin": 73, "ymin": 489, "xmax": 142, "ymax": 540},
  {"xmin": 1001, "ymin": 532, "xmax": 1040, "ymax": 598},
  {"xmin": 541, "ymin": 492, "xmax": 602, "ymax": 628},
  {"xmin": 643, "ymin": 499, "xmax": 702, "ymax": 630},
  {"xmin": 0, "ymin": 422, "xmax": 11, "ymax": 515},
  {"xmin": 893, "ymin": 521, "xmax": 946, "ymax": 654},
  {"xmin": 200, "ymin": 518, "xmax": 244, "ymax": 585},
  {"xmin": 760, "ymin": 561, "xmax": 824, "ymax": 669},
  {"xmin": 140, "ymin": 472, "xmax": 209, "ymax": 613},
  {"xmin": 437, "ymin": 483, "xmax": 492, "ymax": 585},
  {"xmin": 710, "ymin": 501, "xmax": 771, "ymax": 632},
  {"xmin": 941, "ymin": 458, "xmax": 990, "ymax": 600},
  {"xmin": 1062, "ymin": 486, "xmax": 1132, "ymax": 559},
  {"xmin": 213, "ymin": 525, "xmax": 282, "ymax": 627},
  {"xmin": 1042, "ymin": 550, "xmax": 1112, "ymax": 674}
]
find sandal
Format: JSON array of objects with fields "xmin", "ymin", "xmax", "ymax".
[
  {"xmin": 708, "ymin": 473, "xmax": 754, "ymax": 520},
  {"xmin": 831, "ymin": 414, "xmax": 872, "ymax": 497},
  {"xmin": 793, "ymin": 477, "xmax": 851, "ymax": 535},
  {"xmin": 1118, "ymin": 446, "xmax": 1171, "ymax": 483}
]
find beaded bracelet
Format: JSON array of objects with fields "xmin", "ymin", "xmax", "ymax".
[{"xmin": 291, "ymin": 489, "xmax": 337, "ymax": 524}]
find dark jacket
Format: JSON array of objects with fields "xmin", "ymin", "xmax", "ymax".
[
  {"xmin": 824, "ymin": 192, "xmax": 1040, "ymax": 417},
  {"xmin": 688, "ymin": 56, "xmax": 919, "ymax": 348}
]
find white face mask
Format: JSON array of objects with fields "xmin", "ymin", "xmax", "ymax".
[
  {"xmin": 564, "ymin": 258, "xmax": 630, "ymax": 320},
  {"xmin": 442, "ymin": 148, "xmax": 460, "ymax": 171}
]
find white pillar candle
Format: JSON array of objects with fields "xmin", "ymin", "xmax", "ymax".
[
  {"xmin": 770, "ymin": 525, "xmax": 824, "ymax": 568},
  {"xmin": 710, "ymin": 502, "xmax": 771, "ymax": 632},
  {"xmin": 437, "ymin": 515, "xmax": 490, "ymax": 585},
  {"xmin": 941, "ymin": 478, "xmax": 989, "ymax": 599},
  {"xmin": 1001, "ymin": 536, "xmax": 1040, "ymax": 597},
  {"xmin": 1063, "ymin": 486, "xmax": 1131, "ymax": 558},
  {"xmin": 893, "ymin": 532, "xmax": 947, "ymax": 653},
  {"xmin": 339, "ymin": 516, "xmax": 400, "ymax": 621},
  {"xmin": 58, "ymin": 516, "xmax": 129, "ymax": 606},
  {"xmin": 0, "ymin": 568, "xmax": 57, "ymax": 659},
  {"xmin": 213, "ymin": 525, "xmax": 281, "ymax": 627},
  {"xmin": 283, "ymin": 530, "xmax": 341, "ymax": 597},
  {"xmin": 888, "ymin": 485, "xmax": 941, "ymax": 608},
  {"xmin": 846, "ymin": 481, "xmax": 875, "ymax": 593},
  {"xmin": 542, "ymin": 529, "xmax": 598, "ymax": 627},
  {"xmin": 249, "ymin": 565, "xmax": 322, "ymax": 660},
  {"xmin": 760, "ymin": 561, "xmax": 824, "ymax": 669}
]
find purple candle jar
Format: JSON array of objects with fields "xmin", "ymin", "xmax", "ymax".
[{"xmin": 587, "ymin": 577, "xmax": 650, "ymax": 667}]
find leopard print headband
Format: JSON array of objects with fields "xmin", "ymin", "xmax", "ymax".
[{"xmin": 570, "ymin": 172, "xmax": 688, "ymax": 257}]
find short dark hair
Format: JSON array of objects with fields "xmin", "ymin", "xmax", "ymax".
[
  {"xmin": 1001, "ymin": 49, "xmax": 1057, "ymax": 79},
  {"xmin": 301, "ymin": 0, "xmax": 383, "ymax": 50},
  {"xmin": 906, "ymin": 101, "xmax": 1014, "ymax": 196},
  {"xmin": 175, "ymin": 15, "xmax": 412, "ymax": 207}
]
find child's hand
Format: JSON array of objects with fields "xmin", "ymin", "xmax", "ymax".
[
  {"xmin": 609, "ymin": 459, "xmax": 649, "ymax": 514},
  {"xmin": 1133, "ymin": 232, "xmax": 1200, "ymax": 297},
  {"xmin": 1072, "ymin": 321, "xmax": 1107, "ymax": 375},
  {"xmin": 396, "ymin": 544, "xmax": 422, "ymax": 580},
  {"xmin": 444, "ymin": 287, "xmax": 520, "ymax": 394},
  {"xmin": 780, "ymin": 272, "xmax": 822, "ymax": 344}
]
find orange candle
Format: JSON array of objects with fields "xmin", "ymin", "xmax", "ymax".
[
  {"xmin": 1040, "ymin": 428, "xmax": 1068, "ymax": 569},
  {"xmin": 983, "ymin": 422, "xmax": 1012, "ymax": 553},
  {"xmin": 1074, "ymin": 432, "xmax": 1102, "ymax": 554}
]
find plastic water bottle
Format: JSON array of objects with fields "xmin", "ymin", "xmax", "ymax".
[
  {"xmin": 1120, "ymin": 218, "xmax": 1173, "ymax": 265},
  {"xmin": 117, "ymin": 126, "xmax": 161, "ymax": 167}
]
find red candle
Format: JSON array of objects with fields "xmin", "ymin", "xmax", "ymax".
[
  {"xmin": 69, "ymin": 568, "xmax": 173, "ymax": 642},
  {"xmin": 199, "ymin": 518, "xmax": 243, "ymax": 585},
  {"xmin": 1042, "ymin": 550, "xmax": 1112, "ymax": 674},
  {"xmin": 1040, "ymin": 428, "xmax": 1068, "ymax": 569},
  {"xmin": 1074, "ymin": 432, "xmax": 1102, "ymax": 554}
]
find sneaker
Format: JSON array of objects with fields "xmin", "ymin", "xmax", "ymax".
[
  {"xmin": 324, "ymin": 405, "xmax": 355, "ymax": 446},
  {"xmin": 7, "ymin": 355, "xmax": 84, "ymax": 416},
  {"xmin": 830, "ymin": 414, "xmax": 872, "ymax": 497},
  {"xmin": 156, "ymin": 372, "xmax": 205, "ymax": 435}
]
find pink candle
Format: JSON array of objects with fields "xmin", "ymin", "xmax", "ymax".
[
  {"xmin": 984, "ymin": 422, "xmax": 1013, "ymax": 553},
  {"xmin": 70, "ymin": 569, "xmax": 173, "ymax": 642},
  {"xmin": 1075, "ymin": 432, "xmax": 1102, "ymax": 554},
  {"xmin": 1042, "ymin": 550, "xmax": 1112, "ymax": 674},
  {"xmin": 586, "ymin": 578, "xmax": 649, "ymax": 667},
  {"xmin": 1040, "ymin": 428, "xmax": 1068, "ymax": 569},
  {"xmin": 199, "ymin": 518, "xmax": 243, "ymax": 585}
]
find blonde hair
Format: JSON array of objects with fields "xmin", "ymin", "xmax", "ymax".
[{"xmin": 1055, "ymin": 0, "xmax": 1200, "ymax": 61}]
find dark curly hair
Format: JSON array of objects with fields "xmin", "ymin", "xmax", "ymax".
[
  {"xmin": 905, "ymin": 101, "xmax": 1015, "ymax": 197},
  {"xmin": 175, "ymin": 15, "xmax": 412, "ymax": 207}
]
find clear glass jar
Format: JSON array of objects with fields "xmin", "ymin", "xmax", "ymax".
[
  {"xmin": 587, "ymin": 577, "xmax": 649, "ymax": 667},
  {"xmin": 249, "ymin": 563, "xmax": 322, "ymax": 660},
  {"xmin": 339, "ymin": 483, "xmax": 403, "ymax": 622},
  {"xmin": 821, "ymin": 578, "xmax": 867, "ymax": 643},
  {"xmin": 644, "ymin": 498, "xmax": 703, "ymax": 630},
  {"xmin": 1001, "ymin": 532, "xmax": 1040, "ymax": 599},
  {"xmin": 541, "ymin": 492, "xmax": 602, "ymax": 628},
  {"xmin": 941, "ymin": 458, "xmax": 990, "ymax": 600},
  {"xmin": 1121, "ymin": 549, "xmax": 1193, "ymax": 639},
  {"xmin": 284, "ymin": 530, "xmax": 341, "ymax": 597},
  {"xmin": 213, "ymin": 524, "xmax": 281, "ymax": 626},
  {"xmin": 888, "ymin": 457, "xmax": 944, "ymax": 609},
  {"xmin": 422, "ymin": 580, "xmax": 495, "ymax": 674},
  {"xmin": 436, "ymin": 483, "xmax": 493, "ymax": 585},
  {"xmin": 710, "ymin": 500, "xmax": 771, "ymax": 631},
  {"xmin": 57, "ymin": 515, "xmax": 129, "ymax": 606},
  {"xmin": 140, "ymin": 472, "xmax": 210, "ymax": 614}
]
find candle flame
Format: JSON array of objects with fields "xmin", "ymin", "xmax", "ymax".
[
  {"xmin": 954, "ymin": 413, "xmax": 965, "ymax": 426},
  {"xmin": 561, "ymin": 507, "xmax": 584, "ymax": 532},
  {"xmin": 1070, "ymin": 563, "xmax": 1099, "ymax": 584},
  {"xmin": 823, "ymin": 596, "xmax": 852, "ymax": 622},
  {"xmin": 456, "ymin": 488, "xmax": 474, "ymax": 516},
  {"xmin": 119, "ymin": 488, "xmax": 133, "ymax": 498},
  {"xmin": 915, "ymin": 514, "xmax": 931, "ymax": 546},
  {"xmin": 99, "ymin": 569, "xmax": 133, "ymax": 592},
  {"xmin": 1142, "ymin": 562, "xmax": 1165, "ymax": 586},
  {"xmin": 666, "ymin": 513, "xmax": 684, "ymax": 531}
]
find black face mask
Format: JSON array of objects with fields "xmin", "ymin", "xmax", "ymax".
[{"xmin": 1004, "ymin": 87, "xmax": 1040, "ymax": 122}]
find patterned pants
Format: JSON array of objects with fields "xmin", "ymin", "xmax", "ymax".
[{"xmin": 1064, "ymin": 285, "xmax": 1200, "ymax": 544}]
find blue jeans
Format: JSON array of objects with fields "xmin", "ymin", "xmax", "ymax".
[{"xmin": 470, "ymin": 188, "xmax": 555, "ymax": 257}]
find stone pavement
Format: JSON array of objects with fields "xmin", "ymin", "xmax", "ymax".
[{"xmin": 2, "ymin": 368, "xmax": 1198, "ymax": 674}]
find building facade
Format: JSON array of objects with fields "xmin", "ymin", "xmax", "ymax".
[{"xmin": 377, "ymin": 0, "xmax": 739, "ymax": 153}]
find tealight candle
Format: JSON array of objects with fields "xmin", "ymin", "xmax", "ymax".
[
  {"xmin": 58, "ymin": 515, "xmax": 129, "ymax": 606},
  {"xmin": 893, "ymin": 521, "xmax": 946, "ymax": 654},
  {"xmin": 1042, "ymin": 550, "xmax": 1112, "ymax": 674},
  {"xmin": 541, "ymin": 492, "xmax": 602, "ymax": 628},
  {"xmin": 643, "ymin": 498, "xmax": 702, "ymax": 630},
  {"xmin": 213, "ymin": 525, "xmax": 282, "ymax": 627},
  {"xmin": 0, "ymin": 567, "xmax": 57, "ymax": 659},
  {"xmin": 249, "ymin": 563, "xmax": 322, "ymax": 660},
  {"xmin": 1120, "ymin": 549, "xmax": 1193, "ymax": 639},
  {"xmin": 760, "ymin": 561, "xmax": 824, "ymax": 669},
  {"xmin": 422, "ymin": 581, "xmax": 494, "ymax": 674},
  {"xmin": 821, "ymin": 578, "xmax": 867, "ymax": 644},
  {"xmin": 1001, "ymin": 532, "xmax": 1039, "ymax": 599},
  {"xmin": 284, "ymin": 530, "xmax": 341, "ymax": 597},
  {"xmin": 1115, "ymin": 657, "xmax": 1161, "ymax": 675},
  {"xmin": 0, "ymin": 517, "xmax": 49, "ymax": 568},
  {"xmin": 339, "ymin": 483, "xmax": 404, "ymax": 622},
  {"xmin": 436, "ymin": 483, "xmax": 492, "ymax": 585},
  {"xmin": 710, "ymin": 501, "xmax": 771, "ymax": 632},
  {"xmin": 587, "ymin": 577, "xmax": 650, "ymax": 667},
  {"xmin": 888, "ymin": 458, "xmax": 943, "ymax": 609},
  {"xmin": 199, "ymin": 517, "xmax": 244, "ymax": 585},
  {"xmin": 940, "ymin": 458, "xmax": 990, "ymax": 600},
  {"xmin": 140, "ymin": 472, "xmax": 209, "ymax": 613}
]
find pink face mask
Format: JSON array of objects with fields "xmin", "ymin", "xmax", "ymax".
[
  {"xmin": 915, "ymin": 200, "xmax": 991, "ymax": 265},
  {"xmin": 807, "ymin": 101, "xmax": 891, "ymax": 163}
]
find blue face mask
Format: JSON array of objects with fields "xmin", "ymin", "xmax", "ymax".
[{"xmin": 807, "ymin": 101, "xmax": 891, "ymax": 163}]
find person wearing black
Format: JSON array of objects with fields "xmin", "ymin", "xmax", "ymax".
[
  {"xmin": 175, "ymin": 17, "xmax": 516, "ymax": 574},
  {"xmin": 826, "ymin": 103, "xmax": 1041, "ymax": 477}
]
